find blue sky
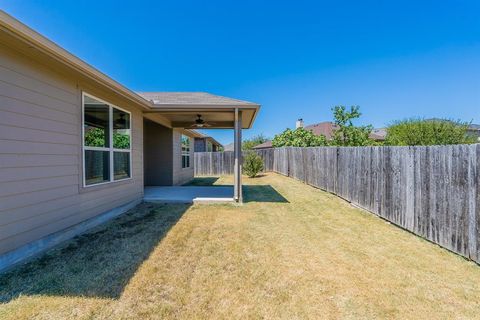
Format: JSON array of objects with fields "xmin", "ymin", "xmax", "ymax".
[{"xmin": 2, "ymin": 0, "xmax": 479, "ymax": 144}]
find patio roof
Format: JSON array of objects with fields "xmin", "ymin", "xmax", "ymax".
[{"xmin": 138, "ymin": 92, "xmax": 260, "ymax": 129}]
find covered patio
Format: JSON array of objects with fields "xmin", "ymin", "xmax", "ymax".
[{"xmin": 139, "ymin": 92, "xmax": 260, "ymax": 203}]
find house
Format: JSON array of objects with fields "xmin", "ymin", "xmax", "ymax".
[
  {"xmin": 252, "ymin": 119, "xmax": 385, "ymax": 150},
  {"xmin": 0, "ymin": 11, "xmax": 260, "ymax": 271},
  {"xmin": 304, "ymin": 121, "xmax": 385, "ymax": 142},
  {"xmin": 468, "ymin": 124, "xmax": 480, "ymax": 141},
  {"xmin": 194, "ymin": 133, "xmax": 223, "ymax": 152},
  {"xmin": 223, "ymin": 142, "xmax": 234, "ymax": 151},
  {"xmin": 251, "ymin": 140, "xmax": 273, "ymax": 150}
]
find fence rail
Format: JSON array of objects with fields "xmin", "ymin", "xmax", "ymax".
[{"xmin": 194, "ymin": 145, "xmax": 480, "ymax": 263}]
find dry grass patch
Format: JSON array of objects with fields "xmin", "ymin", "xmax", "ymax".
[{"xmin": 1, "ymin": 173, "xmax": 480, "ymax": 319}]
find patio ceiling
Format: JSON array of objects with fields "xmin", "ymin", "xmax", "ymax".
[{"xmin": 138, "ymin": 92, "xmax": 260, "ymax": 129}]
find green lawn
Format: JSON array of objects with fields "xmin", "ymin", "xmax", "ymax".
[{"xmin": 1, "ymin": 173, "xmax": 480, "ymax": 319}]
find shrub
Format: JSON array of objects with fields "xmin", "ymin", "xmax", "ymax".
[
  {"xmin": 385, "ymin": 118, "xmax": 477, "ymax": 146},
  {"xmin": 272, "ymin": 127, "xmax": 328, "ymax": 147},
  {"xmin": 243, "ymin": 152, "xmax": 264, "ymax": 178}
]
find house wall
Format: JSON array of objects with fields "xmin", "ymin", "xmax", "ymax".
[
  {"xmin": 0, "ymin": 44, "xmax": 144, "ymax": 257},
  {"xmin": 172, "ymin": 129, "xmax": 194, "ymax": 185},
  {"xmin": 194, "ymin": 137, "xmax": 206, "ymax": 152},
  {"xmin": 144, "ymin": 119, "xmax": 173, "ymax": 186}
]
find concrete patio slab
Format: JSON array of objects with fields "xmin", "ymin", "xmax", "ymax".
[{"xmin": 144, "ymin": 186, "xmax": 234, "ymax": 204}]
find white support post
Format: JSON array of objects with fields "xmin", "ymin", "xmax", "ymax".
[{"xmin": 234, "ymin": 108, "xmax": 243, "ymax": 203}]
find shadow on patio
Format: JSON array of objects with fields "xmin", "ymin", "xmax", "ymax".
[{"xmin": 0, "ymin": 203, "xmax": 189, "ymax": 303}]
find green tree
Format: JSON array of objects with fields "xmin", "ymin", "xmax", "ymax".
[
  {"xmin": 385, "ymin": 118, "xmax": 477, "ymax": 146},
  {"xmin": 272, "ymin": 127, "xmax": 328, "ymax": 147},
  {"xmin": 243, "ymin": 134, "xmax": 269, "ymax": 150},
  {"xmin": 243, "ymin": 151, "xmax": 264, "ymax": 178},
  {"xmin": 84, "ymin": 127, "xmax": 130, "ymax": 149},
  {"xmin": 331, "ymin": 105, "xmax": 375, "ymax": 146}
]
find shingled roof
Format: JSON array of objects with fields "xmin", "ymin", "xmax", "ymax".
[{"xmin": 137, "ymin": 92, "xmax": 258, "ymax": 107}]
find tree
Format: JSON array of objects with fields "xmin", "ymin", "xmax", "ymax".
[
  {"xmin": 243, "ymin": 134, "xmax": 269, "ymax": 150},
  {"xmin": 271, "ymin": 127, "xmax": 328, "ymax": 147},
  {"xmin": 84, "ymin": 127, "xmax": 130, "ymax": 149},
  {"xmin": 385, "ymin": 118, "xmax": 477, "ymax": 146},
  {"xmin": 331, "ymin": 105, "xmax": 375, "ymax": 146},
  {"xmin": 243, "ymin": 152, "xmax": 264, "ymax": 178}
]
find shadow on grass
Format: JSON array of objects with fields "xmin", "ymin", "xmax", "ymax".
[
  {"xmin": 0, "ymin": 203, "xmax": 189, "ymax": 302},
  {"xmin": 186, "ymin": 177, "xmax": 288, "ymax": 203},
  {"xmin": 244, "ymin": 185, "xmax": 289, "ymax": 203}
]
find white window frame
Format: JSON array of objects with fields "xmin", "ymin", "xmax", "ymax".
[
  {"xmin": 181, "ymin": 134, "xmax": 191, "ymax": 168},
  {"xmin": 82, "ymin": 92, "xmax": 132, "ymax": 187}
]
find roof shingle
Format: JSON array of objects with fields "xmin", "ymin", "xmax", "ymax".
[{"xmin": 137, "ymin": 92, "xmax": 258, "ymax": 107}]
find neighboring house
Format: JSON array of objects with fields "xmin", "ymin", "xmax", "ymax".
[
  {"xmin": 224, "ymin": 143, "xmax": 234, "ymax": 151},
  {"xmin": 467, "ymin": 124, "xmax": 480, "ymax": 141},
  {"xmin": 251, "ymin": 140, "xmax": 273, "ymax": 150},
  {"xmin": 0, "ymin": 11, "xmax": 259, "ymax": 271},
  {"xmin": 370, "ymin": 128, "xmax": 387, "ymax": 141},
  {"xmin": 252, "ymin": 120, "xmax": 385, "ymax": 150},
  {"xmin": 305, "ymin": 121, "xmax": 386, "ymax": 142},
  {"xmin": 194, "ymin": 133, "xmax": 223, "ymax": 152}
]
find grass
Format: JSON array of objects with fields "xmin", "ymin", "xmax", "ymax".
[{"xmin": 1, "ymin": 173, "xmax": 480, "ymax": 319}]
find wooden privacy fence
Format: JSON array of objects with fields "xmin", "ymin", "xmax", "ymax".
[
  {"xmin": 195, "ymin": 144, "xmax": 480, "ymax": 263},
  {"xmin": 194, "ymin": 149, "xmax": 274, "ymax": 176}
]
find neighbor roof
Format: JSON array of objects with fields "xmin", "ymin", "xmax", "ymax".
[
  {"xmin": 305, "ymin": 122, "xmax": 339, "ymax": 140},
  {"xmin": 194, "ymin": 131, "xmax": 223, "ymax": 148},
  {"xmin": 304, "ymin": 121, "xmax": 386, "ymax": 141},
  {"xmin": 137, "ymin": 92, "xmax": 258, "ymax": 107},
  {"xmin": 224, "ymin": 143, "xmax": 234, "ymax": 151},
  {"xmin": 252, "ymin": 141, "xmax": 273, "ymax": 149}
]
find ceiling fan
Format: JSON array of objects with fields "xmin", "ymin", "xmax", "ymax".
[
  {"xmin": 114, "ymin": 113, "xmax": 128, "ymax": 128},
  {"xmin": 191, "ymin": 114, "xmax": 214, "ymax": 128}
]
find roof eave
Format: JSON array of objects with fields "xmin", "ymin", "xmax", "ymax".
[{"xmin": 148, "ymin": 104, "xmax": 259, "ymax": 109}]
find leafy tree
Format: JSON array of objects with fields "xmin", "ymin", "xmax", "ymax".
[
  {"xmin": 84, "ymin": 127, "xmax": 107, "ymax": 147},
  {"xmin": 243, "ymin": 151, "xmax": 264, "ymax": 178},
  {"xmin": 272, "ymin": 127, "xmax": 328, "ymax": 147},
  {"xmin": 113, "ymin": 132, "xmax": 130, "ymax": 149},
  {"xmin": 385, "ymin": 118, "xmax": 477, "ymax": 146},
  {"xmin": 84, "ymin": 127, "xmax": 130, "ymax": 149},
  {"xmin": 243, "ymin": 134, "xmax": 269, "ymax": 150},
  {"xmin": 331, "ymin": 105, "xmax": 375, "ymax": 146}
]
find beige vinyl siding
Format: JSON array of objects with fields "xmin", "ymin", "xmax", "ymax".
[
  {"xmin": 0, "ymin": 43, "xmax": 144, "ymax": 255},
  {"xmin": 172, "ymin": 129, "xmax": 194, "ymax": 185}
]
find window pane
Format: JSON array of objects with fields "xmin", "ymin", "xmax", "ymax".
[
  {"xmin": 85, "ymin": 150, "xmax": 110, "ymax": 185},
  {"xmin": 114, "ymin": 152, "xmax": 131, "ymax": 180},
  {"xmin": 84, "ymin": 96, "xmax": 110, "ymax": 147},
  {"xmin": 113, "ymin": 108, "xmax": 131, "ymax": 149}
]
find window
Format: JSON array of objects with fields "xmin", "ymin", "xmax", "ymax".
[
  {"xmin": 181, "ymin": 135, "xmax": 190, "ymax": 168},
  {"xmin": 207, "ymin": 141, "xmax": 213, "ymax": 152},
  {"xmin": 83, "ymin": 93, "xmax": 131, "ymax": 186}
]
